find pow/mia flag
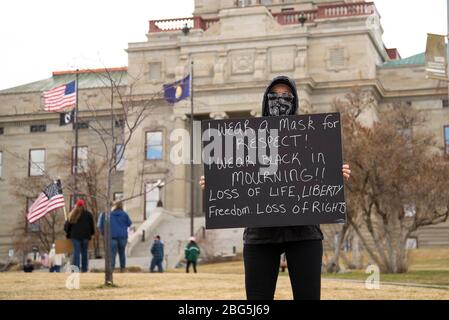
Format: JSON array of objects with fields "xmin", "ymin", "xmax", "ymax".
[{"xmin": 59, "ymin": 109, "xmax": 75, "ymax": 126}]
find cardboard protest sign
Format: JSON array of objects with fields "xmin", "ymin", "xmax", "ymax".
[
  {"xmin": 55, "ymin": 239, "xmax": 95, "ymax": 254},
  {"xmin": 202, "ymin": 112, "xmax": 346, "ymax": 229}
]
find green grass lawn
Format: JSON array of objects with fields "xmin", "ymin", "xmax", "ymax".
[
  {"xmin": 2, "ymin": 248, "xmax": 449, "ymax": 299},
  {"xmin": 321, "ymin": 270, "xmax": 449, "ymax": 287},
  {"xmin": 196, "ymin": 248, "xmax": 449, "ymax": 287},
  {"xmin": 320, "ymin": 248, "xmax": 449, "ymax": 287}
]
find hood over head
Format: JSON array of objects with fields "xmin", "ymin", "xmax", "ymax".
[{"xmin": 262, "ymin": 75, "xmax": 299, "ymax": 117}]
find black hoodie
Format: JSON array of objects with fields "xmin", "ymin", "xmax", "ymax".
[
  {"xmin": 243, "ymin": 76, "xmax": 324, "ymax": 245},
  {"xmin": 262, "ymin": 75, "xmax": 299, "ymax": 117}
]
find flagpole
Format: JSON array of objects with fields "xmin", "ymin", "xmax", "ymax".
[
  {"xmin": 73, "ymin": 70, "xmax": 79, "ymax": 205},
  {"xmin": 190, "ymin": 61, "xmax": 194, "ymax": 237},
  {"xmin": 447, "ymin": 0, "xmax": 449, "ymax": 97},
  {"xmin": 58, "ymin": 177, "xmax": 68, "ymax": 221}
]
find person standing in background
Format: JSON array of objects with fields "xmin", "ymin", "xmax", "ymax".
[
  {"xmin": 185, "ymin": 237, "xmax": 200, "ymax": 273},
  {"xmin": 49, "ymin": 243, "xmax": 65, "ymax": 272},
  {"xmin": 98, "ymin": 201, "xmax": 132, "ymax": 273},
  {"xmin": 64, "ymin": 199, "xmax": 95, "ymax": 273},
  {"xmin": 150, "ymin": 235, "xmax": 164, "ymax": 273}
]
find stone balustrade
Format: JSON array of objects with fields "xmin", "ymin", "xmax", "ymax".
[{"xmin": 148, "ymin": 2, "xmax": 376, "ymax": 32}]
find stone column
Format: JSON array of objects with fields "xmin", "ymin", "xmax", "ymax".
[
  {"xmin": 213, "ymin": 51, "xmax": 228, "ymax": 85},
  {"xmin": 176, "ymin": 55, "xmax": 189, "ymax": 80},
  {"xmin": 169, "ymin": 113, "xmax": 189, "ymax": 217},
  {"xmin": 294, "ymin": 46, "xmax": 308, "ymax": 79},
  {"xmin": 254, "ymin": 48, "xmax": 267, "ymax": 80},
  {"xmin": 297, "ymin": 84, "xmax": 313, "ymax": 114}
]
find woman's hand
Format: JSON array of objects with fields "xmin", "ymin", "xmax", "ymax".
[
  {"xmin": 199, "ymin": 175, "xmax": 205, "ymax": 190},
  {"xmin": 342, "ymin": 164, "xmax": 351, "ymax": 180}
]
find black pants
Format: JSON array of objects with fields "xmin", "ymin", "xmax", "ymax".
[
  {"xmin": 186, "ymin": 260, "xmax": 197, "ymax": 273},
  {"xmin": 243, "ymin": 240, "xmax": 323, "ymax": 300}
]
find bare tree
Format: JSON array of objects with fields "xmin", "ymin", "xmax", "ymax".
[
  {"xmin": 3, "ymin": 64, "xmax": 168, "ymax": 283},
  {"xmin": 78, "ymin": 68, "xmax": 162, "ymax": 285},
  {"xmin": 333, "ymin": 89, "xmax": 449, "ymax": 273},
  {"xmin": 322, "ymin": 224, "xmax": 350, "ymax": 272}
]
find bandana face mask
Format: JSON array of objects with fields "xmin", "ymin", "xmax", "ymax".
[{"xmin": 267, "ymin": 92, "xmax": 294, "ymax": 116}]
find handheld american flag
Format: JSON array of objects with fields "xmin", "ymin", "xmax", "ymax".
[
  {"xmin": 43, "ymin": 81, "xmax": 77, "ymax": 112},
  {"xmin": 27, "ymin": 180, "xmax": 65, "ymax": 224}
]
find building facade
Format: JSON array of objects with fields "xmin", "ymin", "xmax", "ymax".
[{"xmin": 1, "ymin": 0, "xmax": 449, "ymax": 261}]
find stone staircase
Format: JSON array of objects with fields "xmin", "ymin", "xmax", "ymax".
[
  {"xmin": 89, "ymin": 208, "xmax": 206, "ymax": 271},
  {"xmin": 128, "ymin": 213, "xmax": 206, "ymax": 270},
  {"xmin": 413, "ymin": 221, "xmax": 449, "ymax": 248},
  {"xmin": 321, "ymin": 220, "xmax": 449, "ymax": 252}
]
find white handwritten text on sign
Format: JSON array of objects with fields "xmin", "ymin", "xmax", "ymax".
[{"xmin": 201, "ymin": 112, "xmax": 346, "ymax": 229}]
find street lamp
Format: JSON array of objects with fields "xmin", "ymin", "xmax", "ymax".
[
  {"xmin": 298, "ymin": 12, "xmax": 307, "ymax": 27},
  {"xmin": 156, "ymin": 179, "xmax": 165, "ymax": 207},
  {"xmin": 182, "ymin": 23, "xmax": 190, "ymax": 36}
]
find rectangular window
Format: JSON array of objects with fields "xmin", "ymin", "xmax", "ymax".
[
  {"xmin": 115, "ymin": 119, "xmax": 125, "ymax": 128},
  {"xmin": 403, "ymin": 204, "xmax": 416, "ymax": 217},
  {"xmin": 30, "ymin": 125, "xmax": 46, "ymax": 133},
  {"xmin": 145, "ymin": 182, "xmax": 160, "ymax": 219},
  {"xmin": 443, "ymin": 100, "xmax": 449, "ymax": 108},
  {"xmin": 445, "ymin": 126, "xmax": 449, "ymax": 155},
  {"xmin": 26, "ymin": 198, "xmax": 40, "ymax": 232},
  {"xmin": 69, "ymin": 195, "xmax": 86, "ymax": 208},
  {"xmin": 0, "ymin": 151, "xmax": 2, "ymax": 177},
  {"xmin": 146, "ymin": 131, "xmax": 163, "ymax": 160},
  {"xmin": 406, "ymin": 238, "xmax": 418, "ymax": 250},
  {"xmin": 398, "ymin": 128, "xmax": 413, "ymax": 151},
  {"xmin": 330, "ymin": 48, "xmax": 346, "ymax": 68},
  {"xmin": 0, "ymin": 127, "xmax": 4, "ymax": 135},
  {"xmin": 75, "ymin": 122, "xmax": 89, "ymax": 130},
  {"xmin": 149, "ymin": 62, "xmax": 161, "ymax": 81},
  {"xmin": 72, "ymin": 146, "xmax": 88, "ymax": 173},
  {"xmin": 237, "ymin": 0, "xmax": 250, "ymax": 7},
  {"xmin": 113, "ymin": 192, "xmax": 124, "ymax": 201},
  {"xmin": 115, "ymin": 144, "xmax": 125, "ymax": 171},
  {"xmin": 29, "ymin": 149, "xmax": 45, "ymax": 176}
]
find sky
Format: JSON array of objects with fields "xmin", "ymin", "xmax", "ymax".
[{"xmin": 0, "ymin": 0, "xmax": 447, "ymax": 90}]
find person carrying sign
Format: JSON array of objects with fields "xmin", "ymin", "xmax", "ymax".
[
  {"xmin": 64, "ymin": 199, "xmax": 95, "ymax": 273},
  {"xmin": 199, "ymin": 75, "xmax": 351, "ymax": 300}
]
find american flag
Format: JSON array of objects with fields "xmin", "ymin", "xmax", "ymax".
[
  {"xmin": 43, "ymin": 81, "xmax": 77, "ymax": 112},
  {"xmin": 27, "ymin": 180, "xmax": 65, "ymax": 224}
]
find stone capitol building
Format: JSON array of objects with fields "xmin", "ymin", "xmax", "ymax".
[{"xmin": 1, "ymin": 0, "xmax": 449, "ymax": 266}]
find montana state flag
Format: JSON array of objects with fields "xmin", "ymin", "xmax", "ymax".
[{"xmin": 163, "ymin": 75, "xmax": 190, "ymax": 104}]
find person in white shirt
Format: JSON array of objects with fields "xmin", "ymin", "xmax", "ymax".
[{"xmin": 49, "ymin": 243, "xmax": 65, "ymax": 273}]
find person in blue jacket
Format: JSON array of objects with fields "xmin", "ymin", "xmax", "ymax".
[
  {"xmin": 98, "ymin": 201, "xmax": 132, "ymax": 272},
  {"xmin": 150, "ymin": 235, "xmax": 164, "ymax": 273}
]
